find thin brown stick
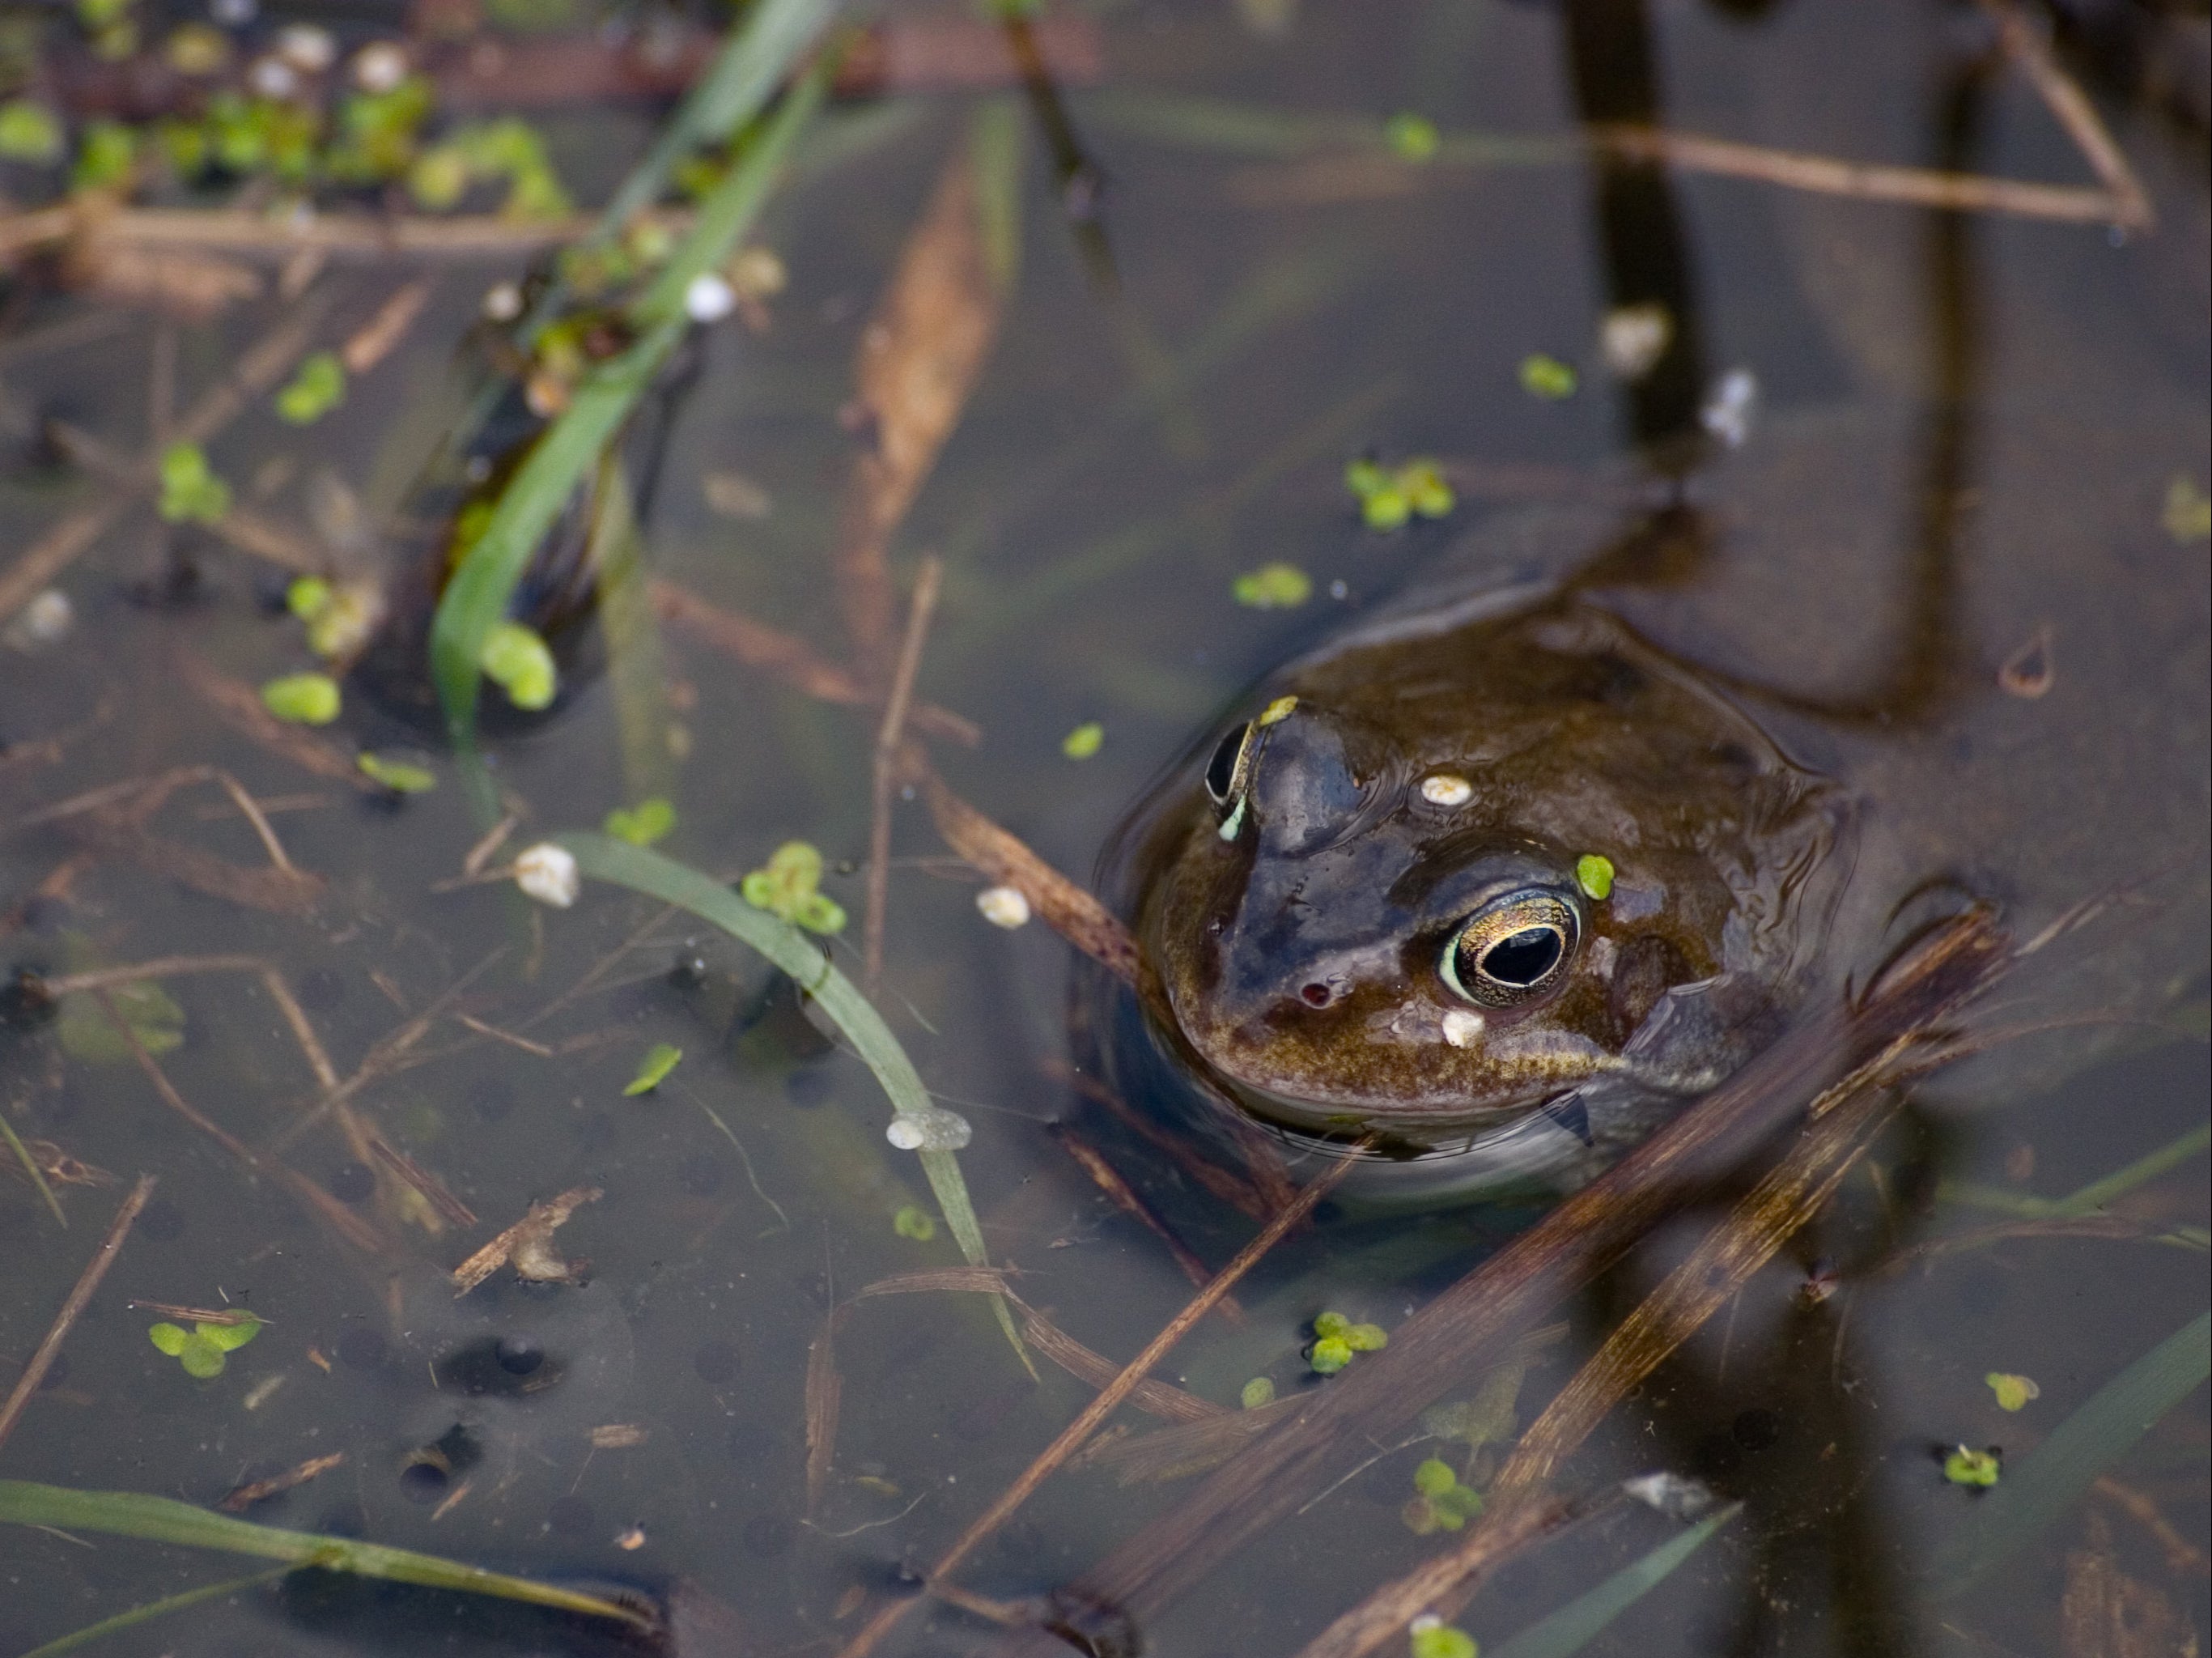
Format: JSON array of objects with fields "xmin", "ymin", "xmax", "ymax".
[
  {"xmin": 2093, "ymin": 1475, "xmax": 2210, "ymax": 1575},
  {"xmin": 834, "ymin": 1154, "xmax": 1355, "ymax": 1658},
  {"xmin": 0, "ymin": 1174, "xmax": 154, "ymax": 1455},
  {"xmin": 258, "ymin": 969, "xmax": 341, "ymax": 1095},
  {"xmin": 366, "ymin": 1135, "xmax": 479, "ymax": 1228},
  {"xmin": 1590, "ymin": 124, "xmax": 2138, "ymax": 227},
  {"xmin": 206, "ymin": 771, "xmax": 299, "ymax": 875},
  {"xmin": 220, "ymin": 1451, "xmax": 346, "ymax": 1512},
  {"xmin": 648, "ymin": 578, "xmax": 981, "ymax": 745},
  {"xmin": 340, "ymin": 278, "xmax": 434, "ymax": 374},
  {"xmin": 1977, "ymin": 0, "xmax": 2154, "ymax": 230},
  {"xmin": 174, "ymin": 649, "xmax": 379, "ymax": 790},
  {"xmin": 1051, "ymin": 1124, "xmax": 1242, "ymax": 1319},
  {"xmin": 453, "ymin": 1012, "xmax": 556, "ymax": 1057},
  {"xmin": 917, "ymin": 759, "xmax": 1141, "ymax": 984},
  {"xmin": 125, "ymin": 1299, "xmax": 262, "ymax": 1327},
  {"xmin": 1289, "ymin": 1494, "xmax": 1584, "ymax": 1658},
  {"xmin": 865, "ymin": 555, "xmax": 942, "ymax": 988},
  {"xmin": 39, "ymin": 953, "xmax": 268, "ymax": 996}
]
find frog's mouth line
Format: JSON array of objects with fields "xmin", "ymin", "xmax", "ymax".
[{"xmin": 1210, "ymin": 1069, "xmax": 1627, "ymax": 1163}]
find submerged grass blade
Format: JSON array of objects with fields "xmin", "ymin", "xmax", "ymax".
[
  {"xmin": 430, "ymin": 49, "xmax": 834, "ymax": 760},
  {"xmin": 0, "ymin": 1482, "xmax": 649, "ymax": 1626},
  {"xmin": 1488, "ymin": 1503, "xmax": 1741, "ymax": 1658},
  {"xmin": 0, "ymin": 1110, "xmax": 66, "ymax": 1227},
  {"xmin": 1931, "ymin": 1310, "xmax": 2211, "ymax": 1594},
  {"xmin": 553, "ymin": 834, "xmax": 1024, "ymax": 1364},
  {"xmin": 20, "ymin": 1565, "xmax": 293, "ymax": 1658}
]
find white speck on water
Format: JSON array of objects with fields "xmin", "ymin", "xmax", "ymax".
[
  {"xmin": 976, "ymin": 886, "xmax": 1031, "ymax": 929},
  {"xmin": 514, "ymin": 843, "xmax": 580, "ymax": 908},
  {"xmin": 1701, "ymin": 368, "xmax": 1759, "ymax": 449},
  {"xmin": 1420, "ymin": 773, "xmax": 1473, "ymax": 806},
  {"xmin": 685, "ymin": 273, "xmax": 737, "ymax": 324}
]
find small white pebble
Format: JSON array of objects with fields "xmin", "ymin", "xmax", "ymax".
[
  {"xmin": 351, "ymin": 40, "xmax": 407, "ymax": 92},
  {"xmin": 1441, "ymin": 1010, "xmax": 1485, "ymax": 1049},
  {"xmin": 1420, "ymin": 773, "xmax": 1473, "ymax": 807},
  {"xmin": 514, "ymin": 843, "xmax": 580, "ymax": 908},
  {"xmin": 1701, "ymin": 368, "xmax": 1759, "ymax": 449},
  {"xmin": 482, "ymin": 281, "xmax": 523, "ymax": 322},
  {"xmin": 274, "ymin": 22, "xmax": 336, "ymax": 72},
  {"xmin": 1600, "ymin": 301, "xmax": 1673, "ymax": 381},
  {"xmin": 247, "ymin": 55, "xmax": 299, "ymax": 99},
  {"xmin": 975, "ymin": 885, "xmax": 1031, "ymax": 929},
  {"xmin": 210, "ymin": 0, "xmax": 257, "ymax": 26},
  {"xmin": 685, "ymin": 273, "xmax": 737, "ymax": 324},
  {"xmin": 4, "ymin": 588, "xmax": 74, "ymax": 650}
]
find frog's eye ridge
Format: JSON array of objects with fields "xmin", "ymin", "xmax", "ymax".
[
  {"xmin": 1204, "ymin": 721, "xmax": 1258, "ymax": 809},
  {"xmin": 1441, "ymin": 890, "xmax": 1581, "ymax": 1008}
]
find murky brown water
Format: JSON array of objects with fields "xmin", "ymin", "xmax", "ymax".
[{"xmin": 1, "ymin": 2, "xmax": 2206, "ymax": 1656}]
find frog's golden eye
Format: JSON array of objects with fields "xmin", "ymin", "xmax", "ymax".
[
  {"xmin": 1441, "ymin": 891, "xmax": 1580, "ymax": 1008},
  {"xmin": 1204, "ymin": 721, "xmax": 1259, "ymax": 810}
]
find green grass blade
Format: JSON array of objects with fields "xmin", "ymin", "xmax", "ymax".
[
  {"xmin": 0, "ymin": 1482, "xmax": 649, "ymax": 1626},
  {"xmin": 1488, "ymin": 1503, "xmax": 1741, "ymax": 1658},
  {"xmin": 2053, "ymin": 1121, "xmax": 2211, "ymax": 1217},
  {"xmin": 1931, "ymin": 1310, "xmax": 2211, "ymax": 1594},
  {"xmin": 552, "ymin": 834, "xmax": 1025, "ymax": 1367},
  {"xmin": 430, "ymin": 53, "xmax": 832, "ymax": 758},
  {"xmin": 20, "ymin": 1565, "xmax": 293, "ymax": 1657},
  {"xmin": 0, "ymin": 1108, "xmax": 66, "ymax": 1226}
]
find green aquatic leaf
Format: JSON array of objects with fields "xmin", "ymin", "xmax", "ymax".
[
  {"xmin": 0, "ymin": 100, "xmax": 63, "ymax": 164},
  {"xmin": 260, "ymin": 673, "xmax": 341, "ymax": 726},
  {"xmin": 1488, "ymin": 1504, "xmax": 1740, "ymax": 1658},
  {"xmin": 59, "ymin": 976, "xmax": 185, "ymax": 1064},
  {"xmin": 1310, "ymin": 1336, "xmax": 1353, "ymax": 1375},
  {"xmin": 176, "ymin": 1335, "xmax": 226, "ymax": 1380},
  {"xmin": 157, "ymin": 442, "xmax": 230, "ymax": 525},
  {"xmin": 285, "ymin": 576, "xmax": 333, "ymax": 621},
  {"xmin": 274, "ymin": 352, "xmax": 346, "ymax": 425},
  {"xmin": 146, "ymin": 1323, "xmax": 189, "ymax": 1358},
  {"xmin": 17, "ymin": 1564, "xmax": 294, "ymax": 1658},
  {"xmin": 1932, "ymin": 1311, "xmax": 2211, "ymax": 1594},
  {"xmin": 1942, "ymin": 1445, "xmax": 2001, "ymax": 1487},
  {"xmin": 1575, "ymin": 854, "xmax": 1614, "ymax": 901},
  {"xmin": 549, "ymin": 834, "xmax": 1024, "ymax": 1370},
  {"xmin": 1518, "ymin": 354, "xmax": 1577, "ymax": 401},
  {"xmin": 604, "ymin": 797, "xmax": 676, "ymax": 847},
  {"xmin": 70, "ymin": 120, "xmax": 134, "ymax": 192},
  {"xmin": 1233, "ymin": 562, "xmax": 1313, "ymax": 609},
  {"xmin": 478, "ymin": 620, "xmax": 558, "ymax": 712},
  {"xmin": 741, "ymin": 841, "xmax": 846, "ymax": 935},
  {"xmin": 1410, "ymin": 1622, "xmax": 1477, "ymax": 1658},
  {"xmin": 1386, "ymin": 112, "xmax": 1439, "ymax": 163},
  {"xmin": 1413, "ymin": 1458, "xmax": 1458, "ymax": 1499},
  {"xmin": 1985, "ymin": 1372, "xmax": 2039, "ymax": 1412},
  {"xmin": 893, "ymin": 1204, "xmax": 937, "ymax": 1242},
  {"xmin": 1061, "ymin": 722, "xmax": 1104, "ymax": 759},
  {"xmin": 623, "ymin": 1043, "xmax": 683, "ymax": 1095},
  {"xmin": 357, "ymin": 753, "xmax": 437, "ymax": 794},
  {"xmin": 1240, "ymin": 1377, "xmax": 1276, "ymax": 1409},
  {"xmin": 0, "ymin": 1481, "xmax": 648, "ymax": 1626},
  {"xmin": 196, "ymin": 1317, "xmax": 261, "ymax": 1353}
]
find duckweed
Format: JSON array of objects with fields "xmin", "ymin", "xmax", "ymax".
[
  {"xmin": 1985, "ymin": 1372, "xmax": 2039, "ymax": 1412},
  {"xmin": 893, "ymin": 1205, "xmax": 938, "ymax": 1242},
  {"xmin": 1576, "ymin": 852, "xmax": 1615, "ymax": 900},
  {"xmin": 1404, "ymin": 1456, "xmax": 1484, "ymax": 1533},
  {"xmin": 478, "ymin": 619, "xmax": 558, "ymax": 711},
  {"xmin": 1518, "ymin": 353, "xmax": 1577, "ymax": 400},
  {"xmin": 623, "ymin": 1043, "xmax": 682, "ymax": 1095},
  {"xmin": 275, "ymin": 352, "xmax": 346, "ymax": 425},
  {"xmin": 356, "ymin": 753, "xmax": 436, "ymax": 793},
  {"xmin": 605, "ymin": 797, "xmax": 676, "ymax": 848},
  {"xmin": 261, "ymin": 673, "xmax": 342, "ymax": 725},
  {"xmin": 1233, "ymin": 563, "xmax": 1313, "ymax": 609},
  {"xmin": 1241, "ymin": 1377, "xmax": 1276, "ymax": 1409},
  {"xmin": 148, "ymin": 1315, "xmax": 261, "ymax": 1380},
  {"xmin": 157, "ymin": 443, "xmax": 230, "ymax": 525},
  {"xmin": 740, "ymin": 841, "xmax": 847, "ymax": 936},
  {"xmin": 1061, "ymin": 721, "xmax": 1105, "ymax": 759},
  {"xmin": 1943, "ymin": 1444, "xmax": 2002, "ymax": 1487},
  {"xmin": 1344, "ymin": 457, "xmax": 1454, "ymax": 531}
]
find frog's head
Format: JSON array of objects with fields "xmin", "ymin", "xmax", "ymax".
[{"xmin": 1125, "ymin": 602, "xmax": 1846, "ymax": 1188}]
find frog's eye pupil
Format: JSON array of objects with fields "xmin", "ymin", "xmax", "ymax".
[
  {"xmin": 1441, "ymin": 891, "xmax": 1580, "ymax": 1009},
  {"xmin": 1205, "ymin": 722, "xmax": 1254, "ymax": 807},
  {"xmin": 1481, "ymin": 927, "xmax": 1563, "ymax": 987}
]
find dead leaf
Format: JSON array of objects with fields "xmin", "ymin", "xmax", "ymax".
[{"xmin": 451, "ymin": 1186, "xmax": 601, "ymax": 1294}]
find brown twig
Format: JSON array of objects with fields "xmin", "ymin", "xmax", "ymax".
[
  {"xmin": 0, "ymin": 1174, "xmax": 154, "ymax": 1456},
  {"xmin": 366, "ymin": 1135, "xmax": 479, "ymax": 1229},
  {"xmin": 834, "ymin": 1153, "xmax": 1355, "ymax": 1658},
  {"xmin": 833, "ymin": 145, "xmax": 1003, "ymax": 678},
  {"xmin": 1051, "ymin": 1124, "xmax": 1241, "ymax": 1319},
  {"xmin": 341, "ymin": 278, "xmax": 434, "ymax": 373},
  {"xmin": 1977, "ymin": 0, "xmax": 2154, "ymax": 230},
  {"xmin": 220, "ymin": 1452, "xmax": 347, "ymax": 1512},
  {"xmin": 865, "ymin": 555, "xmax": 942, "ymax": 988},
  {"xmin": 2093, "ymin": 1475, "xmax": 2210, "ymax": 1575},
  {"xmin": 648, "ymin": 578, "xmax": 981, "ymax": 745},
  {"xmin": 1590, "ymin": 124, "xmax": 2138, "ymax": 227},
  {"xmin": 917, "ymin": 759, "xmax": 1141, "ymax": 984}
]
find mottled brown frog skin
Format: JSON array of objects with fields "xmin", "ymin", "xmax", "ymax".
[{"xmin": 1119, "ymin": 580, "xmax": 1847, "ymax": 1201}]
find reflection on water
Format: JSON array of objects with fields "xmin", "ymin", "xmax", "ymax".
[{"xmin": 0, "ymin": 2, "xmax": 2206, "ymax": 1657}]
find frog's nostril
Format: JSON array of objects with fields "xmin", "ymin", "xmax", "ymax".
[{"xmin": 1300, "ymin": 982, "xmax": 1334, "ymax": 1008}]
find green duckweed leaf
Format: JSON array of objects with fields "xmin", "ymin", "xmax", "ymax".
[
  {"xmin": 478, "ymin": 620, "xmax": 558, "ymax": 712},
  {"xmin": 1386, "ymin": 112, "xmax": 1439, "ymax": 163},
  {"xmin": 1518, "ymin": 354, "xmax": 1578, "ymax": 400},
  {"xmin": 1235, "ymin": 563, "xmax": 1312, "ymax": 608},
  {"xmin": 157, "ymin": 442, "xmax": 231, "ymax": 525},
  {"xmin": 604, "ymin": 797, "xmax": 676, "ymax": 847},
  {"xmin": 1240, "ymin": 1377, "xmax": 1276, "ymax": 1409},
  {"xmin": 195, "ymin": 1317, "xmax": 261, "ymax": 1353},
  {"xmin": 1410, "ymin": 1623, "xmax": 1477, "ymax": 1658},
  {"xmin": 1413, "ymin": 1458, "xmax": 1458, "ymax": 1499},
  {"xmin": 0, "ymin": 100, "xmax": 63, "ymax": 164},
  {"xmin": 741, "ymin": 841, "xmax": 846, "ymax": 934},
  {"xmin": 274, "ymin": 352, "xmax": 346, "ymax": 425},
  {"xmin": 260, "ymin": 673, "xmax": 342, "ymax": 726},
  {"xmin": 1985, "ymin": 1372, "xmax": 2039, "ymax": 1412},
  {"xmin": 1061, "ymin": 722, "xmax": 1104, "ymax": 759},
  {"xmin": 147, "ymin": 1324, "xmax": 189, "ymax": 1357},
  {"xmin": 893, "ymin": 1205, "xmax": 937, "ymax": 1242},
  {"xmin": 623, "ymin": 1043, "xmax": 682, "ymax": 1095},
  {"xmin": 357, "ymin": 754, "xmax": 437, "ymax": 794},
  {"xmin": 1576, "ymin": 854, "xmax": 1614, "ymax": 901},
  {"xmin": 176, "ymin": 1335, "xmax": 227, "ymax": 1380},
  {"xmin": 1943, "ymin": 1446, "xmax": 2002, "ymax": 1487}
]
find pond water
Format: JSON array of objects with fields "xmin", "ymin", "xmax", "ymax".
[{"xmin": 0, "ymin": 2, "xmax": 2206, "ymax": 1656}]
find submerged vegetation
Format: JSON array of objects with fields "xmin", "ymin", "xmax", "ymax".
[{"xmin": 0, "ymin": 0, "xmax": 2205, "ymax": 1655}]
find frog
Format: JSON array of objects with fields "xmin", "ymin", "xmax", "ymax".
[{"xmin": 1098, "ymin": 402, "xmax": 2210, "ymax": 1208}]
